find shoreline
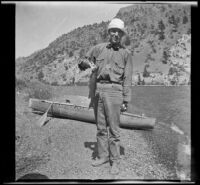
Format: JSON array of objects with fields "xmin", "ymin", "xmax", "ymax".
[{"xmin": 141, "ymin": 121, "xmax": 191, "ymax": 180}]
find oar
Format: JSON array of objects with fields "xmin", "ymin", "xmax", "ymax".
[
  {"xmin": 36, "ymin": 102, "xmax": 53, "ymax": 127},
  {"xmin": 122, "ymin": 111, "xmax": 147, "ymax": 119}
]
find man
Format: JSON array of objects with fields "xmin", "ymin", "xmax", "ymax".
[{"xmin": 80, "ymin": 18, "xmax": 133, "ymax": 175}]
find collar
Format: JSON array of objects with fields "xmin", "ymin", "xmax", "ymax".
[{"xmin": 106, "ymin": 43, "xmax": 124, "ymax": 50}]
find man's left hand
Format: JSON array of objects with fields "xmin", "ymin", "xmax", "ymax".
[{"xmin": 120, "ymin": 101, "xmax": 128, "ymax": 112}]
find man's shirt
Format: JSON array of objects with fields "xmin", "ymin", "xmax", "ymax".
[{"xmin": 86, "ymin": 42, "xmax": 133, "ymax": 102}]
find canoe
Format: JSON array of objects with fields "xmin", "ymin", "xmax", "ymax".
[{"xmin": 29, "ymin": 98, "xmax": 156, "ymax": 130}]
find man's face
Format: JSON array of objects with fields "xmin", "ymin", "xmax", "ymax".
[{"xmin": 108, "ymin": 28, "xmax": 124, "ymax": 45}]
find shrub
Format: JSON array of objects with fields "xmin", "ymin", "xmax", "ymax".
[
  {"xmin": 143, "ymin": 64, "xmax": 150, "ymax": 77},
  {"xmin": 51, "ymin": 82, "xmax": 58, "ymax": 86},
  {"xmin": 182, "ymin": 16, "xmax": 188, "ymax": 24},
  {"xmin": 38, "ymin": 71, "xmax": 44, "ymax": 81},
  {"xmin": 158, "ymin": 20, "xmax": 165, "ymax": 32},
  {"xmin": 15, "ymin": 78, "xmax": 28, "ymax": 91},
  {"xmin": 27, "ymin": 81, "xmax": 53, "ymax": 100},
  {"xmin": 162, "ymin": 48, "xmax": 170, "ymax": 64},
  {"xmin": 69, "ymin": 51, "xmax": 73, "ymax": 57}
]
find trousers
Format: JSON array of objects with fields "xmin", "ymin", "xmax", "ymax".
[{"xmin": 93, "ymin": 82, "xmax": 123, "ymax": 162}]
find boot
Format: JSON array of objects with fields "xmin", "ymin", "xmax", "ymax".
[
  {"xmin": 92, "ymin": 157, "xmax": 109, "ymax": 167},
  {"xmin": 110, "ymin": 161, "xmax": 120, "ymax": 175}
]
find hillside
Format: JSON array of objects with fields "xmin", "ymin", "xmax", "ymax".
[{"xmin": 16, "ymin": 4, "xmax": 191, "ymax": 86}]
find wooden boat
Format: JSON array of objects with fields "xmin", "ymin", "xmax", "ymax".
[{"xmin": 29, "ymin": 97, "xmax": 156, "ymax": 130}]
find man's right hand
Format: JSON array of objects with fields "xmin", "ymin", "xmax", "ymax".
[
  {"xmin": 78, "ymin": 59, "xmax": 91, "ymax": 71},
  {"xmin": 78, "ymin": 58, "xmax": 97, "ymax": 71}
]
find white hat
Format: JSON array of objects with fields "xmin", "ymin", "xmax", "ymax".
[{"xmin": 107, "ymin": 18, "xmax": 126, "ymax": 34}]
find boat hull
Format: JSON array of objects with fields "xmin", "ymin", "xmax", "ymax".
[{"xmin": 29, "ymin": 98, "xmax": 156, "ymax": 130}]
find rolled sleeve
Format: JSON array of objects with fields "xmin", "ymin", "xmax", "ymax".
[
  {"xmin": 123, "ymin": 52, "xmax": 133, "ymax": 103},
  {"xmin": 85, "ymin": 47, "xmax": 93, "ymax": 59}
]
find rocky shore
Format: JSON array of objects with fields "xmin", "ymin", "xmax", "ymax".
[{"xmin": 15, "ymin": 92, "xmax": 191, "ymax": 182}]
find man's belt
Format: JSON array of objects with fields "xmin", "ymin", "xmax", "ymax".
[{"xmin": 97, "ymin": 80, "xmax": 122, "ymax": 85}]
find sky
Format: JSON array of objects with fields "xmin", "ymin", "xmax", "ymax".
[{"xmin": 15, "ymin": 2, "xmax": 132, "ymax": 58}]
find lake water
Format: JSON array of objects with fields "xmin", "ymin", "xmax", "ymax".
[{"xmin": 129, "ymin": 85, "xmax": 191, "ymax": 138}]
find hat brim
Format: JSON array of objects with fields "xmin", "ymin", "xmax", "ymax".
[{"xmin": 107, "ymin": 27, "xmax": 126, "ymax": 35}]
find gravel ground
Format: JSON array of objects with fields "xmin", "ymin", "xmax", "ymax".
[{"xmin": 15, "ymin": 92, "xmax": 191, "ymax": 181}]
